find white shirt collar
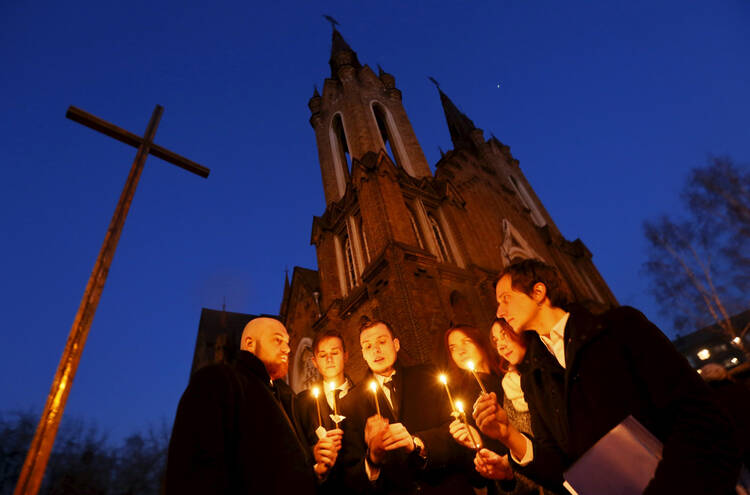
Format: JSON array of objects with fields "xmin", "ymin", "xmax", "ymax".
[{"xmin": 539, "ymin": 312, "xmax": 570, "ymax": 368}]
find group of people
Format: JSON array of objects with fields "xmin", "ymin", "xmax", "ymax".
[{"xmin": 165, "ymin": 259, "xmax": 743, "ymax": 494}]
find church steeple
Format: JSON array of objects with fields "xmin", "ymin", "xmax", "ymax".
[
  {"xmin": 329, "ymin": 28, "xmax": 361, "ymax": 78},
  {"xmin": 431, "ymin": 80, "xmax": 479, "ymax": 150}
]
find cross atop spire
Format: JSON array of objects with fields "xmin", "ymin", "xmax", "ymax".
[
  {"xmin": 323, "ymin": 14, "xmax": 339, "ymax": 29},
  {"xmin": 326, "ymin": 18, "xmax": 361, "ymax": 78}
]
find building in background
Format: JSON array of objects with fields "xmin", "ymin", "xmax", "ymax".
[{"xmin": 673, "ymin": 310, "xmax": 750, "ymax": 372}]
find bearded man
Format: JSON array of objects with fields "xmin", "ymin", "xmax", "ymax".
[{"xmin": 165, "ymin": 317, "xmax": 336, "ymax": 494}]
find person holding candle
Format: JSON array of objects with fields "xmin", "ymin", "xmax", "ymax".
[
  {"xmin": 337, "ymin": 318, "xmax": 479, "ymax": 495},
  {"xmin": 295, "ymin": 329, "xmax": 352, "ymax": 493},
  {"xmin": 473, "ymin": 259, "xmax": 741, "ymax": 494},
  {"xmin": 166, "ymin": 317, "xmax": 328, "ymax": 494},
  {"xmin": 451, "ymin": 319, "xmax": 560, "ymax": 495}
]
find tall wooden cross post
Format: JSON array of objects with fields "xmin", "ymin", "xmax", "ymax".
[{"xmin": 14, "ymin": 105, "xmax": 210, "ymax": 495}]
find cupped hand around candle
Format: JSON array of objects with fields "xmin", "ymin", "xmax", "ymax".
[
  {"xmin": 474, "ymin": 448, "xmax": 514, "ymax": 480},
  {"xmin": 382, "ymin": 422, "xmax": 414, "ymax": 452},
  {"xmin": 365, "ymin": 415, "xmax": 389, "ymax": 464},
  {"xmin": 314, "ymin": 428, "xmax": 344, "ymax": 476},
  {"xmin": 472, "ymin": 392, "xmax": 510, "ymax": 441},
  {"xmin": 449, "ymin": 418, "xmax": 482, "ymax": 449}
]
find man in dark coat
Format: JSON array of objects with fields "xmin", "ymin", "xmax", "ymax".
[
  {"xmin": 338, "ymin": 319, "xmax": 481, "ymax": 495},
  {"xmin": 474, "ymin": 259, "xmax": 740, "ymax": 494},
  {"xmin": 295, "ymin": 329, "xmax": 351, "ymax": 494},
  {"xmin": 165, "ymin": 317, "xmax": 339, "ymax": 495}
]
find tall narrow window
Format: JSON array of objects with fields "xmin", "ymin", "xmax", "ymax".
[
  {"xmin": 428, "ymin": 213, "xmax": 451, "ymax": 263},
  {"xmin": 509, "ymin": 175, "xmax": 546, "ymax": 227},
  {"xmin": 358, "ymin": 216, "xmax": 371, "ymax": 263},
  {"xmin": 407, "ymin": 206, "xmax": 425, "ymax": 249},
  {"xmin": 330, "ymin": 114, "xmax": 351, "ymax": 199},
  {"xmin": 343, "ymin": 235, "xmax": 358, "ymax": 290},
  {"xmin": 372, "ymin": 103, "xmax": 400, "ymax": 167}
]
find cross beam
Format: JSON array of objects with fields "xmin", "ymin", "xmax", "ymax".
[{"xmin": 14, "ymin": 105, "xmax": 209, "ymax": 495}]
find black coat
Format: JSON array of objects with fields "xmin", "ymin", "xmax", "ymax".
[
  {"xmin": 165, "ymin": 351, "xmax": 317, "ymax": 495},
  {"xmin": 516, "ymin": 305, "xmax": 740, "ymax": 494},
  {"xmin": 295, "ymin": 379, "xmax": 354, "ymax": 495},
  {"xmin": 338, "ymin": 362, "xmax": 476, "ymax": 495}
]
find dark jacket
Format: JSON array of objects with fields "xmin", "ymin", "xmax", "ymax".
[
  {"xmin": 338, "ymin": 362, "xmax": 476, "ymax": 495},
  {"xmin": 295, "ymin": 379, "xmax": 354, "ymax": 495},
  {"xmin": 516, "ymin": 305, "xmax": 740, "ymax": 494},
  {"xmin": 165, "ymin": 351, "xmax": 316, "ymax": 495}
]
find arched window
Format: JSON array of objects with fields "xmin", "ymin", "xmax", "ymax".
[
  {"xmin": 371, "ymin": 102, "xmax": 414, "ymax": 176},
  {"xmin": 509, "ymin": 175, "xmax": 546, "ymax": 227},
  {"xmin": 428, "ymin": 213, "xmax": 451, "ymax": 263},
  {"xmin": 330, "ymin": 114, "xmax": 351, "ymax": 198},
  {"xmin": 407, "ymin": 206, "xmax": 425, "ymax": 249}
]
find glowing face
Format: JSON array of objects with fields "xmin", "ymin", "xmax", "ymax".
[
  {"xmin": 360, "ymin": 323, "xmax": 399, "ymax": 376},
  {"xmin": 495, "ymin": 274, "xmax": 540, "ymax": 333},
  {"xmin": 490, "ymin": 321, "xmax": 527, "ymax": 366},
  {"xmin": 312, "ymin": 336, "xmax": 346, "ymax": 383},
  {"xmin": 447, "ymin": 330, "xmax": 486, "ymax": 372},
  {"xmin": 254, "ymin": 324, "xmax": 291, "ymax": 380}
]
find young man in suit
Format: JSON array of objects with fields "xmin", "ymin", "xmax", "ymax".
[
  {"xmin": 473, "ymin": 259, "xmax": 740, "ymax": 494},
  {"xmin": 338, "ymin": 319, "xmax": 485, "ymax": 494},
  {"xmin": 295, "ymin": 329, "xmax": 351, "ymax": 493},
  {"xmin": 166, "ymin": 317, "xmax": 339, "ymax": 494}
]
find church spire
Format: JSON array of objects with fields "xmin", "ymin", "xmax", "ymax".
[
  {"xmin": 430, "ymin": 78, "xmax": 478, "ymax": 150},
  {"xmin": 328, "ymin": 26, "xmax": 361, "ymax": 78}
]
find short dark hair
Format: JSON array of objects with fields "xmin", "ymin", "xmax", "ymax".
[
  {"xmin": 496, "ymin": 259, "xmax": 571, "ymax": 308},
  {"xmin": 358, "ymin": 317, "xmax": 397, "ymax": 339},
  {"xmin": 312, "ymin": 329, "xmax": 346, "ymax": 354}
]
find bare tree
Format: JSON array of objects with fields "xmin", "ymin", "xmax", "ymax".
[{"xmin": 643, "ymin": 156, "xmax": 749, "ymax": 357}]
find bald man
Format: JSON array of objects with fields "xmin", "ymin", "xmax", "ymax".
[{"xmin": 166, "ymin": 317, "xmax": 336, "ymax": 494}]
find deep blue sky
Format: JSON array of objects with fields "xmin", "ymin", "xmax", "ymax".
[{"xmin": 2, "ymin": 1, "xmax": 748, "ymax": 443}]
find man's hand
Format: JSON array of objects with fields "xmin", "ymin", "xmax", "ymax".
[
  {"xmin": 473, "ymin": 392, "xmax": 510, "ymax": 441},
  {"xmin": 382, "ymin": 422, "xmax": 415, "ymax": 452},
  {"xmin": 364, "ymin": 415, "xmax": 389, "ymax": 465},
  {"xmin": 313, "ymin": 428, "xmax": 344, "ymax": 477},
  {"xmin": 449, "ymin": 418, "xmax": 482, "ymax": 450},
  {"xmin": 474, "ymin": 448, "xmax": 514, "ymax": 480}
]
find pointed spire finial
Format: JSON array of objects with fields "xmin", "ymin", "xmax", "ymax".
[
  {"xmin": 428, "ymin": 76, "xmax": 441, "ymax": 90},
  {"xmin": 377, "ymin": 64, "xmax": 384, "ymax": 76},
  {"xmin": 323, "ymin": 14, "xmax": 340, "ymax": 30},
  {"xmin": 313, "ymin": 84, "xmax": 320, "ymax": 97}
]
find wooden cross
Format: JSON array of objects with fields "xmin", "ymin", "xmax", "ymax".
[{"xmin": 14, "ymin": 105, "xmax": 209, "ymax": 495}]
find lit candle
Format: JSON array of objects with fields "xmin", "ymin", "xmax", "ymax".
[
  {"xmin": 465, "ymin": 360, "xmax": 487, "ymax": 394},
  {"xmin": 455, "ymin": 399, "xmax": 480, "ymax": 449},
  {"xmin": 438, "ymin": 374, "xmax": 457, "ymax": 413},
  {"xmin": 369, "ymin": 380, "xmax": 381, "ymax": 416},
  {"xmin": 328, "ymin": 381, "xmax": 339, "ymax": 416},
  {"xmin": 311, "ymin": 386, "xmax": 322, "ymax": 428}
]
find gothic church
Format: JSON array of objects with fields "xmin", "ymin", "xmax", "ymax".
[{"xmin": 274, "ymin": 29, "xmax": 618, "ymax": 392}]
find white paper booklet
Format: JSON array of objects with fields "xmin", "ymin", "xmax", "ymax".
[{"xmin": 563, "ymin": 415, "xmax": 663, "ymax": 495}]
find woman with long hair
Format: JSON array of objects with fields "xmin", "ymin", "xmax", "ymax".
[{"xmin": 449, "ymin": 319, "xmax": 560, "ymax": 495}]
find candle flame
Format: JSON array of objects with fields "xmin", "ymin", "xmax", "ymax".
[
  {"xmin": 455, "ymin": 399, "xmax": 464, "ymax": 413},
  {"xmin": 369, "ymin": 380, "xmax": 378, "ymax": 393},
  {"xmin": 466, "ymin": 360, "xmax": 475, "ymax": 371},
  {"xmin": 312, "ymin": 386, "xmax": 320, "ymax": 398},
  {"xmin": 439, "ymin": 374, "xmax": 447, "ymax": 384}
]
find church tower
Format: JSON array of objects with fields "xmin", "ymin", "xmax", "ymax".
[{"xmin": 281, "ymin": 28, "xmax": 617, "ymax": 391}]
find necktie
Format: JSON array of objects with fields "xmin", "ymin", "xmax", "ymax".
[{"xmin": 384, "ymin": 379, "xmax": 398, "ymax": 420}]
